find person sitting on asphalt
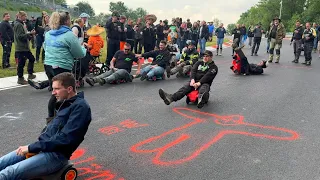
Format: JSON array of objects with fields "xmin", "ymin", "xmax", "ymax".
[
  {"xmin": 158, "ymin": 50, "xmax": 218, "ymax": 108},
  {"xmin": 170, "ymin": 40, "xmax": 199, "ymax": 77},
  {"xmin": 86, "ymin": 43, "xmax": 142, "ymax": 86},
  {"xmin": 0, "ymin": 72, "xmax": 92, "ymax": 179},
  {"xmin": 136, "ymin": 40, "xmax": 171, "ymax": 81}
]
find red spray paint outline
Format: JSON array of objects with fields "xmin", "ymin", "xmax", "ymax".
[{"xmin": 130, "ymin": 107, "xmax": 299, "ymax": 166}]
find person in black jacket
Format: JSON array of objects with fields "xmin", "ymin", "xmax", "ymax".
[
  {"xmin": 0, "ymin": 13, "xmax": 14, "ymax": 68},
  {"xmin": 142, "ymin": 15, "xmax": 156, "ymax": 53},
  {"xmin": 290, "ymin": 20, "xmax": 304, "ymax": 63},
  {"xmin": 159, "ymin": 50, "xmax": 218, "ymax": 108},
  {"xmin": 198, "ymin": 21, "xmax": 209, "ymax": 57},
  {"xmin": 119, "ymin": 15, "xmax": 127, "ymax": 50},
  {"xmin": 105, "ymin": 11, "xmax": 121, "ymax": 65},
  {"xmin": 156, "ymin": 21, "xmax": 165, "ymax": 47},
  {"xmin": 0, "ymin": 73, "xmax": 92, "ymax": 179},
  {"xmin": 302, "ymin": 22, "xmax": 316, "ymax": 66},
  {"xmin": 34, "ymin": 11, "xmax": 47, "ymax": 63},
  {"xmin": 126, "ymin": 19, "xmax": 134, "ymax": 51},
  {"xmin": 232, "ymin": 24, "xmax": 241, "ymax": 56},
  {"xmin": 136, "ymin": 40, "xmax": 170, "ymax": 81}
]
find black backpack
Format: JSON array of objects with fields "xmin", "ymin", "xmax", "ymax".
[{"xmin": 72, "ymin": 25, "xmax": 82, "ymax": 38}]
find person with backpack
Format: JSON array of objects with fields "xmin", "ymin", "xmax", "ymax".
[{"xmin": 72, "ymin": 18, "xmax": 85, "ymax": 45}]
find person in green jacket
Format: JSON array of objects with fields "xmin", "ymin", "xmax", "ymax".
[{"xmin": 13, "ymin": 11, "xmax": 37, "ymax": 84}]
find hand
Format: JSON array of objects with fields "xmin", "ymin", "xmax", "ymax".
[
  {"xmin": 135, "ymin": 54, "xmax": 142, "ymax": 58},
  {"xmin": 306, "ymin": 37, "xmax": 310, "ymax": 40},
  {"xmin": 112, "ymin": 67, "xmax": 118, "ymax": 71},
  {"xmin": 124, "ymin": 28, "xmax": 127, "ymax": 32},
  {"xmin": 177, "ymin": 61, "xmax": 181, "ymax": 65},
  {"xmin": 83, "ymin": 42, "xmax": 88, "ymax": 47},
  {"xmin": 30, "ymin": 29, "xmax": 36, "ymax": 35},
  {"xmin": 295, "ymin": 30, "xmax": 298, "ymax": 33},
  {"xmin": 16, "ymin": 145, "xmax": 29, "ymax": 156},
  {"xmin": 193, "ymin": 82, "xmax": 201, "ymax": 89},
  {"xmin": 136, "ymin": 70, "xmax": 141, "ymax": 75},
  {"xmin": 151, "ymin": 65, "xmax": 157, "ymax": 68},
  {"xmin": 190, "ymin": 79, "xmax": 195, "ymax": 86}
]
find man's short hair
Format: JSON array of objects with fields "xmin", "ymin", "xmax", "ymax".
[
  {"xmin": 52, "ymin": 72, "xmax": 76, "ymax": 91},
  {"xmin": 159, "ymin": 40, "xmax": 167, "ymax": 45},
  {"xmin": 124, "ymin": 43, "xmax": 131, "ymax": 48},
  {"xmin": 3, "ymin": 13, "xmax": 9, "ymax": 18}
]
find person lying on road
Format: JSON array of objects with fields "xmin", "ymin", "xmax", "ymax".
[{"xmin": 159, "ymin": 50, "xmax": 218, "ymax": 108}]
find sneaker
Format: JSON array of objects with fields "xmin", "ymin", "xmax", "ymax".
[
  {"xmin": 254, "ymin": 53, "xmax": 258, "ymax": 56},
  {"xmin": 301, "ymin": 61, "xmax": 307, "ymax": 65},
  {"xmin": 306, "ymin": 61, "xmax": 311, "ymax": 66},
  {"xmin": 140, "ymin": 72, "xmax": 148, "ymax": 81},
  {"xmin": 28, "ymin": 79, "xmax": 40, "ymax": 89},
  {"xmin": 167, "ymin": 72, "xmax": 171, "ymax": 78},
  {"xmin": 17, "ymin": 78, "xmax": 28, "ymax": 85},
  {"xmin": 85, "ymin": 77, "xmax": 95, "ymax": 87},
  {"xmin": 127, "ymin": 75, "xmax": 134, "ymax": 82},
  {"xmin": 197, "ymin": 92, "xmax": 209, "ymax": 109},
  {"xmin": 159, "ymin": 88, "xmax": 173, "ymax": 105},
  {"xmin": 98, "ymin": 78, "xmax": 106, "ymax": 86},
  {"xmin": 28, "ymin": 74, "xmax": 36, "ymax": 80}
]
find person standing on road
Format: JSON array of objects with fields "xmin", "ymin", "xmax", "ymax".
[
  {"xmin": 232, "ymin": 24, "xmax": 241, "ymax": 56},
  {"xmin": 105, "ymin": 11, "xmax": 121, "ymax": 66},
  {"xmin": 302, "ymin": 22, "xmax": 316, "ymax": 66},
  {"xmin": 268, "ymin": 17, "xmax": 286, "ymax": 63},
  {"xmin": 0, "ymin": 13, "xmax": 14, "ymax": 69},
  {"xmin": 312, "ymin": 23, "xmax": 318, "ymax": 52},
  {"xmin": 290, "ymin": 20, "xmax": 304, "ymax": 63},
  {"xmin": 215, "ymin": 23, "xmax": 226, "ymax": 56},
  {"xmin": 34, "ymin": 11, "xmax": 47, "ymax": 63},
  {"xmin": 14, "ymin": 11, "xmax": 37, "ymax": 85},
  {"xmin": 198, "ymin": 21, "xmax": 209, "ymax": 58},
  {"xmin": 247, "ymin": 25, "xmax": 254, "ymax": 47},
  {"xmin": 251, "ymin": 23, "xmax": 264, "ymax": 56}
]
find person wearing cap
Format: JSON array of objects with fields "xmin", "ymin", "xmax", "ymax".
[
  {"xmin": 136, "ymin": 40, "xmax": 170, "ymax": 81},
  {"xmin": 159, "ymin": 50, "xmax": 218, "ymax": 108},
  {"xmin": 85, "ymin": 43, "xmax": 141, "ymax": 86},
  {"xmin": 105, "ymin": 11, "xmax": 121, "ymax": 65},
  {"xmin": 119, "ymin": 15, "xmax": 127, "ymax": 50},
  {"xmin": 143, "ymin": 14, "xmax": 157, "ymax": 52},
  {"xmin": 170, "ymin": 40, "xmax": 199, "ymax": 77},
  {"xmin": 268, "ymin": 16, "xmax": 286, "ymax": 63}
]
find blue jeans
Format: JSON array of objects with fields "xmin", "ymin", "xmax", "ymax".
[
  {"xmin": 217, "ymin": 38, "xmax": 224, "ymax": 48},
  {"xmin": 0, "ymin": 151, "xmax": 68, "ymax": 179},
  {"xmin": 313, "ymin": 37, "xmax": 318, "ymax": 49},
  {"xmin": 140, "ymin": 65, "xmax": 165, "ymax": 78},
  {"xmin": 198, "ymin": 38, "xmax": 206, "ymax": 54}
]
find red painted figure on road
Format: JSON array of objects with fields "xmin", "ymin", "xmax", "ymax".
[{"xmin": 130, "ymin": 107, "xmax": 299, "ymax": 166}]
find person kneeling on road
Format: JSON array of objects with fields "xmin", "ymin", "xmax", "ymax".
[
  {"xmin": 136, "ymin": 40, "xmax": 171, "ymax": 81},
  {"xmin": 170, "ymin": 40, "xmax": 199, "ymax": 77},
  {"xmin": 86, "ymin": 43, "xmax": 142, "ymax": 86},
  {"xmin": 159, "ymin": 50, "xmax": 218, "ymax": 108},
  {"xmin": 0, "ymin": 72, "xmax": 92, "ymax": 179}
]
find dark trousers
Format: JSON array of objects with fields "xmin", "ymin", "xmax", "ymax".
[
  {"xmin": 293, "ymin": 39, "xmax": 302, "ymax": 60},
  {"xmin": 16, "ymin": 51, "xmax": 35, "ymax": 78},
  {"xmin": 232, "ymin": 39, "xmax": 240, "ymax": 55},
  {"xmin": 304, "ymin": 42, "xmax": 313, "ymax": 62},
  {"xmin": 144, "ymin": 43, "xmax": 154, "ymax": 53},
  {"xmin": 172, "ymin": 83, "xmax": 210, "ymax": 101},
  {"xmin": 1, "ymin": 41, "xmax": 12, "ymax": 68},
  {"xmin": 48, "ymin": 67, "xmax": 70, "ymax": 118},
  {"xmin": 134, "ymin": 39, "xmax": 143, "ymax": 54},
  {"xmin": 126, "ymin": 39, "xmax": 135, "ymax": 51},
  {"xmin": 107, "ymin": 39, "xmax": 120, "ymax": 65},
  {"xmin": 36, "ymin": 34, "xmax": 44, "ymax": 61},
  {"xmin": 251, "ymin": 37, "xmax": 261, "ymax": 54}
]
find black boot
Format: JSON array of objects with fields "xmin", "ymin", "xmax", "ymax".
[{"xmin": 159, "ymin": 88, "xmax": 173, "ymax": 105}]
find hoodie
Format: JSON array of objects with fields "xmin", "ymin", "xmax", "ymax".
[
  {"xmin": 28, "ymin": 92, "xmax": 92, "ymax": 159},
  {"xmin": 190, "ymin": 60, "xmax": 218, "ymax": 86},
  {"xmin": 44, "ymin": 25, "xmax": 86, "ymax": 71},
  {"xmin": 88, "ymin": 35, "xmax": 104, "ymax": 57},
  {"xmin": 142, "ymin": 48, "xmax": 171, "ymax": 69}
]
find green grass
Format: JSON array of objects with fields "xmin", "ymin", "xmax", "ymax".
[{"xmin": 0, "ymin": 32, "xmax": 228, "ymax": 78}]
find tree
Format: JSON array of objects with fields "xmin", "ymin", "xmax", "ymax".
[
  {"xmin": 55, "ymin": 0, "xmax": 66, "ymax": 4},
  {"xmin": 227, "ymin": 23, "xmax": 236, "ymax": 34},
  {"xmin": 212, "ymin": 18, "xmax": 221, "ymax": 27},
  {"xmin": 109, "ymin": 1, "xmax": 128, "ymax": 15},
  {"xmin": 108, "ymin": 1, "xmax": 148, "ymax": 22},
  {"xmin": 75, "ymin": 1, "xmax": 95, "ymax": 17}
]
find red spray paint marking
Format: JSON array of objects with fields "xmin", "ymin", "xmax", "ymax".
[
  {"xmin": 70, "ymin": 148, "xmax": 124, "ymax": 180},
  {"xmin": 99, "ymin": 119, "xmax": 149, "ymax": 136},
  {"xmin": 130, "ymin": 107, "xmax": 299, "ymax": 166}
]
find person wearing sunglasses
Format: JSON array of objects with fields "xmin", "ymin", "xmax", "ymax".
[
  {"xmin": 158, "ymin": 50, "xmax": 218, "ymax": 108},
  {"xmin": 85, "ymin": 43, "xmax": 142, "ymax": 86}
]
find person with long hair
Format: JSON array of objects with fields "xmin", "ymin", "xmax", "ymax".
[{"xmin": 44, "ymin": 11, "xmax": 86, "ymax": 123}]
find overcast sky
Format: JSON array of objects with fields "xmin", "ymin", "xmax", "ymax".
[{"xmin": 66, "ymin": 0, "xmax": 259, "ymax": 25}]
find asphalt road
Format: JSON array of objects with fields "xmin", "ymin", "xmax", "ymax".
[{"xmin": 1, "ymin": 39, "xmax": 320, "ymax": 180}]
